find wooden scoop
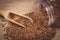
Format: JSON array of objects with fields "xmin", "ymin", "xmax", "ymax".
[{"xmin": 0, "ymin": 9, "xmax": 33, "ymax": 28}]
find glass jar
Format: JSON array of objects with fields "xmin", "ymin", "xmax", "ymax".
[
  {"xmin": 34, "ymin": 0, "xmax": 54, "ymax": 27},
  {"xmin": 46, "ymin": 0, "xmax": 60, "ymax": 27}
]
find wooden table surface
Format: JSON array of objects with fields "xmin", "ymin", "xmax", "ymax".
[{"xmin": 53, "ymin": 28, "xmax": 60, "ymax": 40}]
